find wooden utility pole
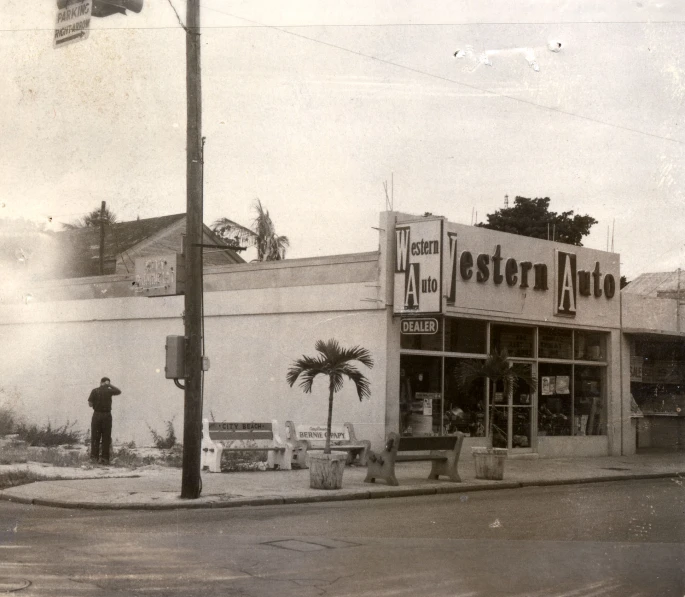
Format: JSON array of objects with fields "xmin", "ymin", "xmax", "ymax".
[
  {"xmin": 181, "ymin": 0, "xmax": 203, "ymax": 499},
  {"xmin": 99, "ymin": 200, "xmax": 106, "ymax": 274}
]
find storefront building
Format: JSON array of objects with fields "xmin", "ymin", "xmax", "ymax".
[
  {"xmin": 0, "ymin": 210, "xmax": 637, "ymax": 458},
  {"xmin": 621, "ymin": 272, "xmax": 685, "ymax": 453},
  {"xmin": 382, "ymin": 212, "xmax": 623, "ymax": 458}
]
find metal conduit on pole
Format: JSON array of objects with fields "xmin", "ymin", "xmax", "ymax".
[{"xmin": 181, "ymin": 0, "xmax": 203, "ymax": 499}]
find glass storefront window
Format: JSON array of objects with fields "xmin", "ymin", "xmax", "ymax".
[
  {"xmin": 539, "ymin": 327, "xmax": 573, "ymax": 360},
  {"xmin": 538, "ymin": 363, "xmax": 573, "ymax": 436},
  {"xmin": 399, "ymin": 354, "xmax": 442, "ymax": 436},
  {"xmin": 574, "ymin": 330, "xmax": 607, "ymax": 362},
  {"xmin": 444, "ymin": 357, "xmax": 486, "ymax": 437},
  {"xmin": 491, "ymin": 325, "xmax": 535, "ymax": 358},
  {"xmin": 445, "ymin": 318, "xmax": 487, "ymax": 354},
  {"xmin": 574, "ymin": 366, "xmax": 605, "ymax": 435},
  {"xmin": 400, "ymin": 319, "xmax": 443, "ymax": 351},
  {"xmin": 631, "ymin": 337, "xmax": 685, "ymax": 414}
]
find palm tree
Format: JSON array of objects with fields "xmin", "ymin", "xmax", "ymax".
[
  {"xmin": 212, "ymin": 199, "xmax": 289, "ymax": 261},
  {"xmin": 455, "ymin": 349, "xmax": 536, "ymax": 448},
  {"xmin": 286, "ymin": 339, "xmax": 373, "ymax": 454}
]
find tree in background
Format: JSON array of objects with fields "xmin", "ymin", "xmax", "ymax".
[
  {"xmin": 67, "ymin": 205, "xmax": 118, "ymax": 229},
  {"xmin": 477, "ymin": 197, "xmax": 597, "ymax": 246},
  {"xmin": 212, "ymin": 199, "xmax": 289, "ymax": 261}
]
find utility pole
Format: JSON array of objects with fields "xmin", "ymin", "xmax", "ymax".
[
  {"xmin": 99, "ymin": 200, "xmax": 106, "ymax": 274},
  {"xmin": 181, "ymin": 0, "xmax": 203, "ymax": 499}
]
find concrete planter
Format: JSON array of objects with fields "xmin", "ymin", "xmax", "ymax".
[
  {"xmin": 472, "ymin": 447, "xmax": 508, "ymax": 480},
  {"xmin": 308, "ymin": 450, "xmax": 347, "ymax": 490}
]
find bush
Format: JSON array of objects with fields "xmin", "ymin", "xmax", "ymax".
[
  {"xmin": 110, "ymin": 446, "xmax": 156, "ymax": 468},
  {"xmin": 147, "ymin": 418, "xmax": 177, "ymax": 449},
  {"xmin": 0, "ymin": 406, "xmax": 18, "ymax": 436},
  {"xmin": 27, "ymin": 446, "xmax": 87, "ymax": 467},
  {"xmin": 220, "ymin": 440, "xmax": 267, "ymax": 471},
  {"xmin": 15, "ymin": 420, "xmax": 81, "ymax": 447},
  {"xmin": 0, "ymin": 469, "xmax": 46, "ymax": 490}
]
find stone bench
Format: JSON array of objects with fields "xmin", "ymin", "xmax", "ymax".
[
  {"xmin": 364, "ymin": 432, "xmax": 465, "ymax": 486},
  {"xmin": 201, "ymin": 419, "xmax": 292, "ymax": 473},
  {"xmin": 285, "ymin": 421, "xmax": 370, "ymax": 469}
]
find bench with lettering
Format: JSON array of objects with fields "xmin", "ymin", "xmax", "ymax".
[
  {"xmin": 285, "ymin": 421, "xmax": 371, "ymax": 469},
  {"xmin": 364, "ymin": 432, "xmax": 465, "ymax": 486},
  {"xmin": 201, "ymin": 419, "xmax": 292, "ymax": 473}
]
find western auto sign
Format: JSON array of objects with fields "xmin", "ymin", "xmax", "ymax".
[
  {"xmin": 393, "ymin": 218, "xmax": 443, "ymax": 314},
  {"xmin": 555, "ymin": 249, "xmax": 615, "ymax": 317},
  {"xmin": 54, "ymin": 0, "xmax": 91, "ymax": 48},
  {"xmin": 401, "ymin": 318, "xmax": 439, "ymax": 335}
]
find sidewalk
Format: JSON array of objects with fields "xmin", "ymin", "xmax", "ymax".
[{"xmin": 1, "ymin": 452, "xmax": 683, "ymax": 510}]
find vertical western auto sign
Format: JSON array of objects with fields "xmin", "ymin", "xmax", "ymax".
[
  {"xmin": 54, "ymin": 0, "xmax": 91, "ymax": 48},
  {"xmin": 393, "ymin": 218, "xmax": 443, "ymax": 314}
]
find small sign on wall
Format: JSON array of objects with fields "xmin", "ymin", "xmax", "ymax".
[
  {"xmin": 133, "ymin": 253, "xmax": 185, "ymax": 297},
  {"xmin": 630, "ymin": 356, "xmax": 644, "ymax": 381}
]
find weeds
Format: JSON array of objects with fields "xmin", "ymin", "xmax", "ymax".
[
  {"xmin": 0, "ymin": 406, "xmax": 18, "ymax": 436},
  {"xmin": 0, "ymin": 469, "xmax": 45, "ymax": 490},
  {"xmin": 220, "ymin": 440, "xmax": 267, "ymax": 472},
  {"xmin": 111, "ymin": 446, "xmax": 156, "ymax": 468},
  {"xmin": 15, "ymin": 420, "xmax": 81, "ymax": 447},
  {"xmin": 27, "ymin": 447, "xmax": 87, "ymax": 468},
  {"xmin": 147, "ymin": 418, "xmax": 177, "ymax": 449}
]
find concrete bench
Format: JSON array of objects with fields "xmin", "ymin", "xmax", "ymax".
[
  {"xmin": 364, "ymin": 432, "xmax": 465, "ymax": 486},
  {"xmin": 201, "ymin": 419, "xmax": 292, "ymax": 473},
  {"xmin": 285, "ymin": 421, "xmax": 371, "ymax": 469}
]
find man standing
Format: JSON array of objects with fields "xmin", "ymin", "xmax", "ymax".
[{"xmin": 88, "ymin": 377, "xmax": 122, "ymax": 464}]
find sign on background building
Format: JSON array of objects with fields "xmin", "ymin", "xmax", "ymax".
[
  {"xmin": 133, "ymin": 253, "xmax": 184, "ymax": 297},
  {"xmin": 393, "ymin": 218, "xmax": 443, "ymax": 314}
]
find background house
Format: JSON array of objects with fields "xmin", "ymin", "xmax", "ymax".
[{"xmin": 0, "ymin": 214, "xmax": 244, "ymax": 304}]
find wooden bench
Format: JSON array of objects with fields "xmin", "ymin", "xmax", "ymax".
[
  {"xmin": 201, "ymin": 419, "xmax": 292, "ymax": 473},
  {"xmin": 285, "ymin": 421, "xmax": 371, "ymax": 469},
  {"xmin": 364, "ymin": 432, "xmax": 465, "ymax": 486}
]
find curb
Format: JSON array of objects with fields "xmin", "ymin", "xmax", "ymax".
[{"xmin": 1, "ymin": 471, "xmax": 683, "ymax": 511}]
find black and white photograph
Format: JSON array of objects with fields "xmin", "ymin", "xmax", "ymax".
[{"xmin": 1, "ymin": 1, "xmax": 684, "ymax": 595}]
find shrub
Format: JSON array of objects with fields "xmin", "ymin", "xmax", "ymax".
[
  {"xmin": 111, "ymin": 446, "xmax": 156, "ymax": 468},
  {"xmin": 28, "ymin": 446, "xmax": 87, "ymax": 467},
  {"xmin": 0, "ymin": 406, "xmax": 18, "ymax": 436},
  {"xmin": 220, "ymin": 440, "xmax": 267, "ymax": 471},
  {"xmin": 0, "ymin": 469, "xmax": 46, "ymax": 490},
  {"xmin": 147, "ymin": 418, "xmax": 177, "ymax": 449},
  {"xmin": 15, "ymin": 420, "xmax": 81, "ymax": 447}
]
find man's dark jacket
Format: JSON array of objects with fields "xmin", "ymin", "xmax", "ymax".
[{"xmin": 88, "ymin": 385, "xmax": 121, "ymax": 413}]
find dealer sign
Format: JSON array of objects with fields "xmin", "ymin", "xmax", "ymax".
[{"xmin": 401, "ymin": 318, "xmax": 439, "ymax": 335}]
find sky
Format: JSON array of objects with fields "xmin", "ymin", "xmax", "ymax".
[{"xmin": 1, "ymin": 1, "xmax": 684, "ymax": 279}]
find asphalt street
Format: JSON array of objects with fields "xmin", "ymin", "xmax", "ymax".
[{"xmin": 0, "ymin": 478, "xmax": 683, "ymax": 596}]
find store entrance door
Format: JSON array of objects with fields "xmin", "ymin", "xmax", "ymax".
[{"xmin": 489, "ymin": 362, "xmax": 536, "ymax": 452}]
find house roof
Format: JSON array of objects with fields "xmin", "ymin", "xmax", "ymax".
[
  {"xmin": 39, "ymin": 214, "xmax": 243, "ymax": 279},
  {"xmin": 623, "ymin": 270, "xmax": 685, "ymax": 298}
]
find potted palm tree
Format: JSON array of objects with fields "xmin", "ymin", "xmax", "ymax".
[
  {"xmin": 286, "ymin": 339, "xmax": 373, "ymax": 490},
  {"xmin": 455, "ymin": 349, "xmax": 536, "ymax": 480}
]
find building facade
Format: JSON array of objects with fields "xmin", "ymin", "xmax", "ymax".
[{"xmin": 2, "ymin": 211, "xmax": 678, "ymax": 458}]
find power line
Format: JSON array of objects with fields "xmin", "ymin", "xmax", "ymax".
[
  {"xmin": 6, "ymin": 9, "xmax": 683, "ymax": 145},
  {"xmin": 204, "ymin": 8, "xmax": 684, "ymax": 146},
  {"xmin": 4, "ymin": 17, "xmax": 685, "ymax": 32}
]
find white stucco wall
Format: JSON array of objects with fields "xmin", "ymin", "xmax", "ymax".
[{"xmin": 0, "ymin": 255, "xmax": 389, "ymax": 448}]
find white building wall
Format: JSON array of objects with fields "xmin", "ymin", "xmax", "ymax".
[{"xmin": 0, "ymin": 256, "xmax": 388, "ymax": 448}]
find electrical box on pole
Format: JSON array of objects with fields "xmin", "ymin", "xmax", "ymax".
[{"xmin": 165, "ymin": 336, "xmax": 186, "ymax": 379}]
